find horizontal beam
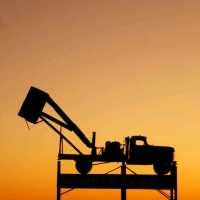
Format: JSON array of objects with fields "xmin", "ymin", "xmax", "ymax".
[
  {"xmin": 58, "ymin": 174, "xmax": 176, "ymax": 189},
  {"xmin": 58, "ymin": 154, "xmax": 124, "ymax": 162}
]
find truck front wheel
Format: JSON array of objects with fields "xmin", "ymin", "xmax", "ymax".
[{"xmin": 153, "ymin": 162, "xmax": 171, "ymax": 175}]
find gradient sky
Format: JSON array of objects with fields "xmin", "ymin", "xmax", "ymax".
[{"xmin": 1, "ymin": 1, "xmax": 200, "ymax": 200}]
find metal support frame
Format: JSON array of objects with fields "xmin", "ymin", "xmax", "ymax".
[{"xmin": 56, "ymin": 159, "xmax": 177, "ymax": 200}]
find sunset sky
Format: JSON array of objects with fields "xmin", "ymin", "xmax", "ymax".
[{"xmin": 1, "ymin": 1, "xmax": 200, "ymax": 200}]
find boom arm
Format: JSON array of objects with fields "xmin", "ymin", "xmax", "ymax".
[
  {"xmin": 18, "ymin": 87, "xmax": 94, "ymax": 149},
  {"xmin": 46, "ymin": 95, "xmax": 93, "ymax": 148}
]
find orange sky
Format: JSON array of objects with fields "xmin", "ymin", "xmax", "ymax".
[{"xmin": 1, "ymin": 1, "xmax": 200, "ymax": 200}]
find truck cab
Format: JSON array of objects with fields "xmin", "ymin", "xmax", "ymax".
[{"xmin": 126, "ymin": 136, "xmax": 174, "ymax": 175}]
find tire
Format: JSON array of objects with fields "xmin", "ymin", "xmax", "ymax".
[
  {"xmin": 75, "ymin": 157, "xmax": 92, "ymax": 174},
  {"xmin": 153, "ymin": 162, "xmax": 171, "ymax": 175}
]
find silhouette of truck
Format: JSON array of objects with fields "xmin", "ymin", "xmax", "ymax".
[{"xmin": 18, "ymin": 87, "xmax": 175, "ymax": 176}]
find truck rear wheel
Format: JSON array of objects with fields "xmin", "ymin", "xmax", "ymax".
[
  {"xmin": 153, "ymin": 162, "xmax": 171, "ymax": 175},
  {"xmin": 75, "ymin": 157, "xmax": 92, "ymax": 174}
]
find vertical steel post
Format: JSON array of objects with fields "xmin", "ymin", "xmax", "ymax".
[
  {"xmin": 57, "ymin": 160, "xmax": 61, "ymax": 200},
  {"xmin": 170, "ymin": 188, "xmax": 174, "ymax": 200},
  {"xmin": 174, "ymin": 163, "xmax": 177, "ymax": 200},
  {"xmin": 171, "ymin": 162, "xmax": 177, "ymax": 200},
  {"xmin": 121, "ymin": 162, "xmax": 126, "ymax": 200}
]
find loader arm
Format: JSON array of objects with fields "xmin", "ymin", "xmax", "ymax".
[
  {"xmin": 45, "ymin": 95, "xmax": 93, "ymax": 148},
  {"xmin": 18, "ymin": 87, "xmax": 94, "ymax": 149}
]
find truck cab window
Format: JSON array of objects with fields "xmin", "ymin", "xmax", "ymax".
[{"xmin": 136, "ymin": 140, "xmax": 145, "ymax": 146}]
